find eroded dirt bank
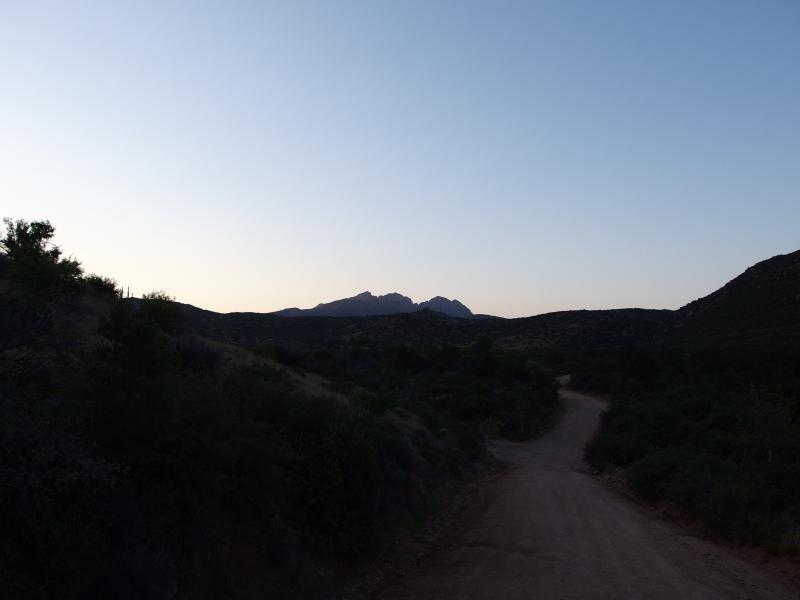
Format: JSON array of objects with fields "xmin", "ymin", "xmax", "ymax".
[{"xmin": 378, "ymin": 388, "xmax": 797, "ymax": 600}]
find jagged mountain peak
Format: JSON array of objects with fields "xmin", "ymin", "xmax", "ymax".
[{"xmin": 273, "ymin": 292, "xmax": 476, "ymax": 318}]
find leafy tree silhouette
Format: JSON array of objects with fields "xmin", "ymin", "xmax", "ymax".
[{"xmin": 0, "ymin": 217, "xmax": 82, "ymax": 286}]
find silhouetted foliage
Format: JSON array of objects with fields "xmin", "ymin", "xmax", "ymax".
[
  {"xmin": 2, "ymin": 244, "xmax": 560, "ymax": 598},
  {"xmin": 0, "ymin": 219, "xmax": 565, "ymax": 599},
  {"xmin": 0, "ymin": 219, "xmax": 86, "ymax": 364},
  {"xmin": 0, "ymin": 218, "xmax": 82, "ymax": 286},
  {"xmin": 579, "ymin": 343, "xmax": 800, "ymax": 549},
  {"xmin": 292, "ymin": 335, "xmax": 558, "ymax": 441},
  {"xmin": 141, "ymin": 290, "xmax": 184, "ymax": 334},
  {"xmin": 84, "ymin": 273, "xmax": 120, "ymax": 296}
]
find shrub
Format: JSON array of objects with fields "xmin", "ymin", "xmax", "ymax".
[
  {"xmin": 0, "ymin": 218, "xmax": 82, "ymax": 286},
  {"xmin": 175, "ymin": 335, "xmax": 224, "ymax": 371},
  {"xmin": 699, "ymin": 477, "xmax": 775, "ymax": 541},
  {"xmin": 141, "ymin": 290, "xmax": 183, "ymax": 334},
  {"xmin": 352, "ymin": 390, "xmax": 398, "ymax": 414},
  {"xmin": 455, "ymin": 424, "xmax": 488, "ymax": 460},
  {"xmin": 252, "ymin": 343, "xmax": 305, "ymax": 369},
  {"xmin": 582, "ymin": 342, "xmax": 800, "ymax": 548},
  {"xmin": 85, "ymin": 274, "xmax": 120, "ymax": 296},
  {"xmin": 626, "ymin": 449, "xmax": 683, "ymax": 499}
]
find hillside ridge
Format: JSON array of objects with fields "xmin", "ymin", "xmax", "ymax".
[{"xmin": 678, "ymin": 248, "xmax": 800, "ymax": 334}]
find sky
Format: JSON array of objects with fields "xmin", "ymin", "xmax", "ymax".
[{"xmin": 2, "ymin": 1, "xmax": 799, "ymax": 318}]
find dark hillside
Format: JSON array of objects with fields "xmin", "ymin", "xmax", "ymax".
[
  {"xmin": 183, "ymin": 303, "xmax": 674, "ymax": 353},
  {"xmin": 677, "ymin": 249, "xmax": 800, "ymax": 336},
  {"xmin": 485, "ymin": 308, "xmax": 674, "ymax": 351},
  {"xmin": 0, "ymin": 219, "xmax": 559, "ymax": 600},
  {"xmin": 183, "ymin": 305, "xmax": 485, "ymax": 348},
  {"xmin": 573, "ymin": 249, "xmax": 800, "ymax": 554},
  {"xmin": 189, "ymin": 245, "xmax": 800, "ymax": 355}
]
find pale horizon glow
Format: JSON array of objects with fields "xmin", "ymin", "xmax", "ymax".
[{"xmin": 2, "ymin": 2, "xmax": 799, "ymax": 318}]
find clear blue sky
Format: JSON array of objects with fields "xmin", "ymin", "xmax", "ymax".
[{"xmin": 2, "ymin": 1, "xmax": 798, "ymax": 317}]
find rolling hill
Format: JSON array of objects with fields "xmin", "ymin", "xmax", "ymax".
[
  {"xmin": 678, "ymin": 249, "xmax": 800, "ymax": 336},
  {"xmin": 182, "ymin": 248, "xmax": 800, "ymax": 353}
]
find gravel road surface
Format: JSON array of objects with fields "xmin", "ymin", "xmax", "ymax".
[{"xmin": 379, "ymin": 387, "xmax": 796, "ymax": 600}]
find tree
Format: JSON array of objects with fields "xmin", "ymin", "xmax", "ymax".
[
  {"xmin": 1, "ymin": 218, "xmax": 57, "ymax": 260},
  {"xmin": 0, "ymin": 219, "xmax": 83, "ymax": 367},
  {"xmin": 0, "ymin": 218, "xmax": 82, "ymax": 285}
]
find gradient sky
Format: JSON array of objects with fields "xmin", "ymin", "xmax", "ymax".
[{"xmin": 2, "ymin": 1, "xmax": 799, "ymax": 317}]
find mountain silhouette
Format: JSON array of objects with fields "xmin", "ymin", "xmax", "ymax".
[
  {"xmin": 678, "ymin": 248, "xmax": 800, "ymax": 334},
  {"xmin": 274, "ymin": 291, "xmax": 476, "ymax": 318},
  {"xmin": 418, "ymin": 296, "xmax": 473, "ymax": 318}
]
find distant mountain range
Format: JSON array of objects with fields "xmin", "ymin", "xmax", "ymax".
[
  {"xmin": 179, "ymin": 247, "xmax": 800, "ymax": 351},
  {"xmin": 273, "ymin": 291, "xmax": 477, "ymax": 319}
]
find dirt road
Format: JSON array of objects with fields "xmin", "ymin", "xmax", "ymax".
[{"xmin": 379, "ymin": 387, "xmax": 797, "ymax": 599}]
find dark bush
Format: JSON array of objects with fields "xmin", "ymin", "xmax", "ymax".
[
  {"xmin": 175, "ymin": 335, "xmax": 224, "ymax": 371},
  {"xmin": 252, "ymin": 343, "xmax": 305, "ymax": 369},
  {"xmin": 2, "ymin": 221, "xmax": 550, "ymax": 599},
  {"xmin": 352, "ymin": 390, "xmax": 399, "ymax": 414},
  {"xmin": 85, "ymin": 274, "xmax": 120, "ymax": 296},
  {"xmin": 0, "ymin": 218, "xmax": 82, "ymax": 287},
  {"xmin": 141, "ymin": 290, "xmax": 184, "ymax": 334},
  {"xmin": 583, "ymin": 342, "xmax": 800, "ymax": 548},
  {"xmin": 455, "ymin": 425, "xmax": 488, "ymax": 460}
]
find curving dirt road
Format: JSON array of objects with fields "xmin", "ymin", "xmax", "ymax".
[{"xmin": 379, "ymin": 387, "xmax": 797, "ymax": 600}]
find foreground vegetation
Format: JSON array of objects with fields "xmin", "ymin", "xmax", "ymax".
[
  {"xmin": 7, "ymin": 217, "xmax": 796, "ymax": 597},
  {"xmin": 574, "ymin": 343, "xmax": 800, "ymax": 552},
  {"xmin": 0, "ymin": 219, "xmax": 557, "ymax": 599}
]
